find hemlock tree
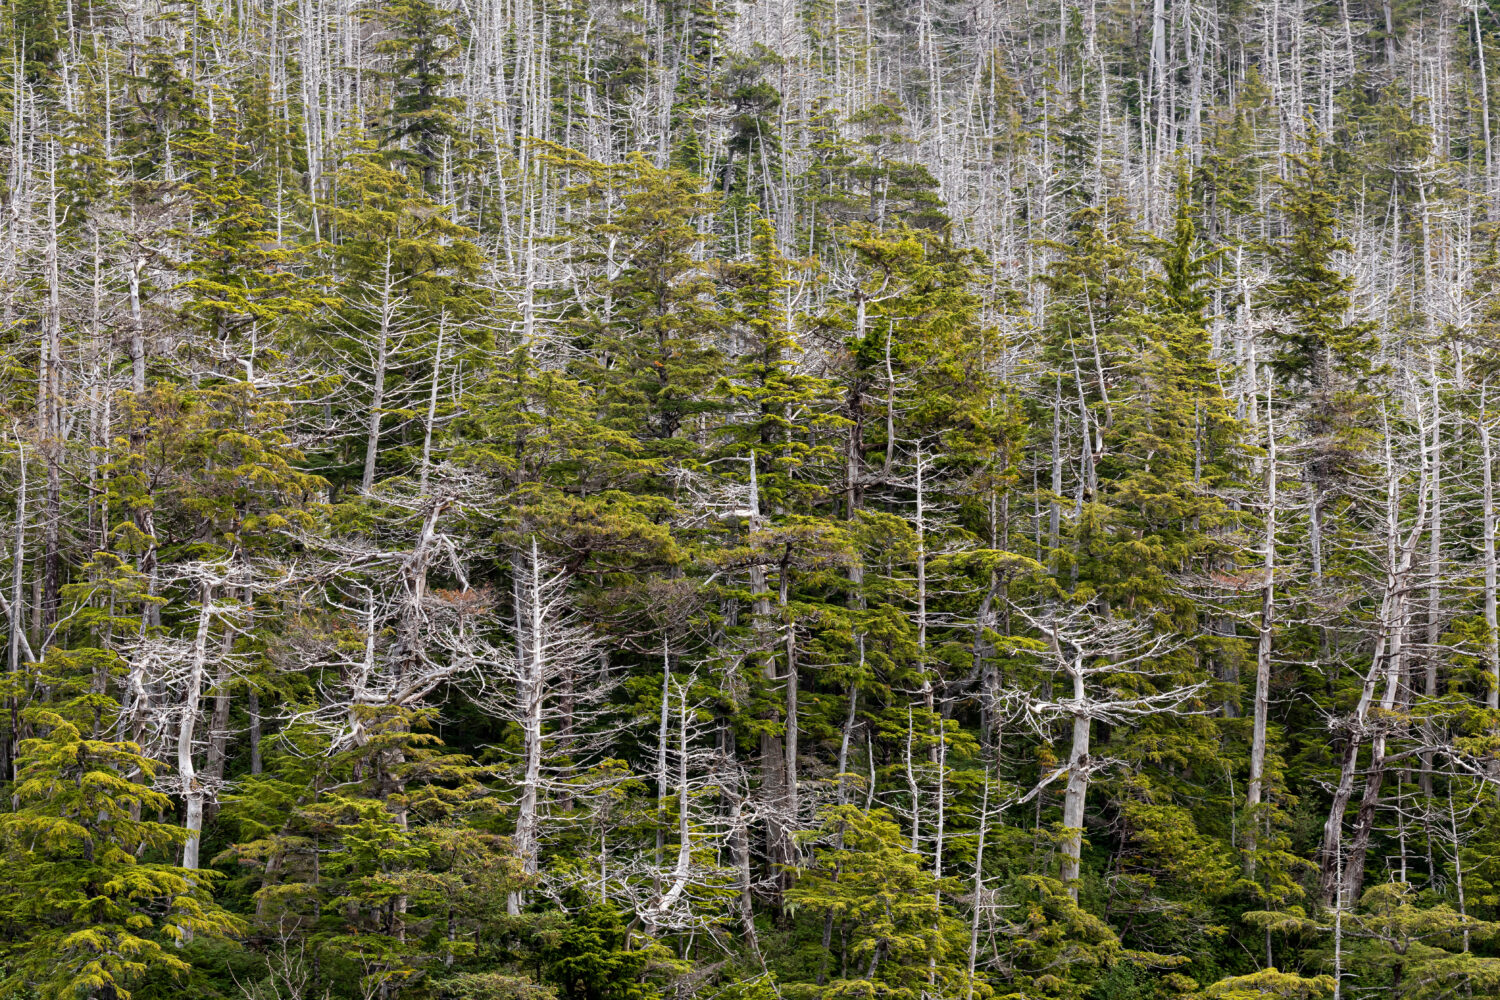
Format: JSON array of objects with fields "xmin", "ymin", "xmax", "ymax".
[{"xmin": 0, "ymin": 713, "xmax": 242, "ymax": 999}]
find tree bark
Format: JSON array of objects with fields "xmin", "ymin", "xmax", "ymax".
[{"xmin": 1245, "ymin": 387, "xmax": 1275, "ymax": 870}]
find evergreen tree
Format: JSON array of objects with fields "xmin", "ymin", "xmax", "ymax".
[
  {"xmin": 788, "ymin": 805, "xmax": 974, "ymax": 999},
  {"xmin": 0, "ymin": 713, "xmax": 242, "ymax": 1000},
  {"xmin": 553, "ymin": 152, "xmax": 726, "ymax": 458},
  {"xmin": 1263, "ymin": 139, "xmax": 1379, "ymax": 489},
  {"xmin": 376, "ymin": 0, "xmax": 466, "ymax": 190}
]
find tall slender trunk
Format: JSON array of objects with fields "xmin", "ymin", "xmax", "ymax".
[
  {"xmin": 1309, "ymin": 493, "xmax": 1324, "ymax": 589},
  {"xmin": 1478, "ymin": 5, "xmax": 1495, "ymax": 217},
  {"xmin": 6, "ymin": 445, "xmax": 30, "ymax": 786},
  {"xmin": 1344, "ymin": 603, "xmax": 1406, "ymax": 905},
  {"xmin": 729, "ymin": 792, "xmax": 755, "ymax": 935},
  {"xmin": 1318, "ymin": 415, "xmax": 1431, "ymax": 903},
  {"xmin": 362, "ymin": 259, "xmax": 395, "ymax": 493},
  {"xmin": 180, "ymin": 579, "xmax": 216, "ymax": 875},
  {"xmin": 1245, "ymin": 388, "xmax": 1275, "ymax": 870},
  {"xmin": 1049, "ymin": 380, "xmax": 1062, "ymax": 560},
  {"xmin": 8, "ymin": 445, "xmax": 28, "ymax": 675},
  {"xmin": 419, "ymin": 313, "xmax": 445, "ymax": 493},
  {"xmin": 845, "ymin": 368, "xmax": 865, "ymax": 517},
  {"xmin": 974, "ymin": 573, "xmax": 1002, "ymax": 752},
  {"xmin": 127, "ymin": 246, "xmax": 159, "ymax": 631},
  {"xmin": 965, "ymin": 775, "xmax": 990, "ymax": 1000},
  {"xmin": 655, "ymin": 643, "xmax": 670, "ymax": 892},
  {"xmin": 1421, "ymin": 385, "xmax": 1442, "ymax": 799},
  {"xmin": 514, "ymin": 539, "xmax": 546, "ymax": 892},
  {"xmin": 1483, "ymin": 412, "xmax": 1499, "ymax": 712},
  {"xmin": 39, "ymin": 157, "xmax": 61, "ymax": 639},
  {"xmin": 748, "ymin": 457, "xmax": 788, "ymax": 893},
  {"xmin": 914, "ymin": 448, "xmax": 935, "ymax": 758},
  {"xmin": 644, "ymin": 681, "xmax": 693, "ymax": 926},
  {"xmin": 248, "ymin": 688, "xmax": 263, "ymax": 774},
  {"xmin": 883, "ymin": 321, "xmax": 896, "ymax": 475},
  {"xmin": 784, "ymin": 621, "xmax": 799, "ymax": 830}
]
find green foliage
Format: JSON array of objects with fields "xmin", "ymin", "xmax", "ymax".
[
  {"xmin": 5, "ymin": 9, "xmax": 1500, "ymax": 1000},
  {"xmin": 375, "ymin": 0, "xmax": 467, "ymax": 187},
  {"xmin": 0, "ymin": 714, "xmax": 242, "ymax": 1000},
  {"xmin": 789, "ymin": 806, "xmax": 976, "ymax": 999},
  {"xmin": 1263, "ymin": 139, "xmax": 1378, "ymax": 389},
  {"xmin": 517, "ymin": 900, "xmax": 681, "ymax": 1000},
  {"xmin": 1196, "ymin": 968, "xmax": 1334, "ymax": 999}
]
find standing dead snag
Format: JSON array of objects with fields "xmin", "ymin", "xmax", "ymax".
[
  {"xmin": 122, "ymin": 559, "xmax": 287, "ymax": 876},
  {"xmin": 1317, "ymin": 400, "xmax": 1434, "ymax": 906},
  {"xmin": 1007, "ymin": 602, "xmax": 1202, "ymax": 900},
  {"xmin": 441, "ymin": 537, "xmax": 618, "ymax": 911}
]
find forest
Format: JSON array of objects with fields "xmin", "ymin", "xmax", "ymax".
[{"xmin": 3, "ymin": 0, "xmax": 1500, "ymax": 995}]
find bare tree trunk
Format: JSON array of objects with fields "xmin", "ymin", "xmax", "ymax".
[
  {"xmin": 730, "ymin": 793, "xmax": 755, "ymax": 935},
  {"xmin": 1482, "ymin": 409, "xmax": 1498, "ymax": 711},
  {"xmin": 654, "ymin": 643, "xmax": 670, "ymax": 892},
  {"xmin": 1246, "ymin": 387, "xmax": 1276, "ymax": 871},
  {"xmin": 1049, "ymin": 380, "xmax": 1062, "ymax": 559},
  {"xmin": 248, "ymin": 688, "xmax": 263, "ymax": 774},
  {"xmin": 1344, "ymin": 605, "xmax": 1405, "ymax": 905},
  {"xmin": 6, "ymin": 443, "xmax": 31, "ymax": 786},
  {"xmin": 362, "ymin": 264, "xmax": 393, "ymax": 494},
  {"xmin": 1060, "ymin": 653, "xmax": 1090, "ymax": 900},
  {"xmin": 1318, "ymin": 413, "xmax": 1431, "ymax": 904},
  {"xmin": 39, "ymin": 157, "xmax": 62, "ymax": 640},
  {"xmin": 1421, "ymin": 387, "xmax": 1442, "ymax": 799},
  {"xmin": 965, "ymin": 774, "xmax": 989, "ymax": 1000},
  {"xmin": 127, "ymin": 246, "xmax": 159, "ymax": 631},
  {"xmin": 785, "ymin": 624, "xmax": 799, "ymax": 830},
  {"xmin": 1479, "ymin": 5, "xmax": 1496, "ymax": 217},
  {"xmin": 914, "ymin": 448, "xmax": 936, "ymax": 758},
  {"xmin": 419, "ymin": 313, "xmax": 445, "ymax": 493},
  {"xmin": 180, "ymin": 578, "xmax": 216, "ymax": 875},
  {"xmin": 643, "ymin": 681, "xmax": 692, "ymax": 926},
  {"xmin": 7, "ymin": 444, "xmax": 29, "ymax": 675},
  {"xmin": 513, "ymin": 539, "xmax": 546, "ymax": 898}
]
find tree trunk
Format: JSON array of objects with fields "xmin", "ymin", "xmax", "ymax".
[
  {"xmin": 748, "ymin": 456, "xmax": 788, "ymax": 894},
  {"xmin": 1060, "ymin": 653, "xmax": 1090, "ymax": 900},
  {"xmin": 127, "ymin": 248, "xmax": 159, "ymax": 631},
  {"xmin": 514, "ymin": 540, "xmax": 546, "ymax": 895},
  {"xmin": 419, "ymin": 313, "xmax": 445, "ymax": 493},
  {"xmin": 1484, "ymin": 414, "xmax": 1499, "ymax": 712},
  {"xmin": 1245, "ymin": 389, "xmax": 1275, "ymax": 870},
  {"xmin": 180, "ymin": 579, "xmax": 216, "ymax": 874},
  {"xmin": 655, "ymin": 644, "xmax": 670, "ymax": 892},
  {"xmin": 248, "ymin": 688, "xmax": 263, "ymax": 775},
  {"xmin": 39, "ymin": 163, "xmax": 61, "ymax": 640},
  {"xmin": 1421, "ymin": 390, "xmax": 1442, "ymax": 799},
  {"xmin": 204, "ymin": 654, "xmax": 233, "ymax": 788},
  {"xmin": 1478, "ymin": 5, "xmax": 1495, "ymax": 217},
  {"xmin": 362, "ymin": 250, "xmax": 397, "ymax": 493},
  {"xmin": 1318, "ymin": 419, "xmax": 1431, "ymax": 903}
]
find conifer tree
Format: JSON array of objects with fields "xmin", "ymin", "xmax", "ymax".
[
  {"xmin": 788, "ymin": 805, "xmax": 974, "ymax": 999},
  {"xmin": 0, "ymin": 713, "xmax": 242, "ymax": 1000},
  {"xmin": 377, "ymin": 0, "xmax": 466, "ymax": 190},
  {"xmin": 1263, "ymin": 139, "xmax": 1379, "ymax": 493},
  {"xmin": 558, "ymin": 153, "xmax": 726, "ymax": 457}
]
